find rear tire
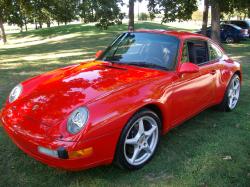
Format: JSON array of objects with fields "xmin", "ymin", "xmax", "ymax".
[
  {"xmin": 114, "ymin": 109, "xmax": 161, "ymax": 170},
  {"xmin": 217, "ymin": 74, "xmax": 240, "ymax": 112},
  {"xmin": 225, "ymin": 36, "xmax": 235, "ymax": 44}
]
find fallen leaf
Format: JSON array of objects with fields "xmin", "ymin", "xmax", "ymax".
[{"xmin": 222, "ymin": 155, "xmax": 232, "ymax": 160}]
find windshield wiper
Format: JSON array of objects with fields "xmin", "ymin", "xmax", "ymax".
[{"xmin": 126, "ymin": 62, "xmax": 170, "ymax": 70}]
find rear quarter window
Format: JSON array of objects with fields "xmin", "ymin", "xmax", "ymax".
[{"xmin": 209, "ymin": 42, "xmax": 223, "ymax": 61}]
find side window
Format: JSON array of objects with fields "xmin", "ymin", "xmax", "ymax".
[
  {"xmin": 181, "ymin": 43, "xmax": 189, "ymax": 63},
  {"xmin": 209, "ymin": 43, "xmax": 223, "ymax": 61},
  {"xmin": 186, "ymin": 40, "xmax": 209, "ymax": 65}
]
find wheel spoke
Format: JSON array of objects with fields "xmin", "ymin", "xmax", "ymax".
[
  {"xmin": 233, "ymin": 80, "xmax": 239, "ymax": 90},
  {"xmin": 145, "ymin": 125, "xmax": 157, "ymax": 138},
  {"xmin": 130, "ymin": 147, "xmax": 140, "ymax": 163},
  {"xmin": 126, "ymin": 134, "xmax": 140, "ymax": 145},
  {"xmin": 233, "ymin": 95, "xmax": 238, "ymax": 102},
  {"xmin": 138, "ymin": 119, "xmax": 145, "ymax": 135},
  {"xmin": 228, "ymin": 89, "xmax": 233, "ymax": 98},
  {"xmin": 143, "ymin": 145, "xmax": 152, "ymax": 154},
  {"xmin": 229, "ymin": 97, "xmax": 233, "ymax": 108}
]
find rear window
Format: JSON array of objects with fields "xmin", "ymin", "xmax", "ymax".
[
  {"xmin": 246, "ymin": 20, "xmax": 250, "ymax": 27},
  {"xmin": 231, "ymin": 21, "xmax": 248, "ymax": 29}
]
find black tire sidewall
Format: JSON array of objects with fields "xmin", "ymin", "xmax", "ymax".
[
  {"xmin": 220, "ymin": 74, "xmax": 240, "ymax": 111},
  {"xmin": 225, "ymin": 36, "xmax": 234, "ymax": 44},
  {"xmin": 114, "ymin": 109, "xmax": 161, "ymax": 170}
]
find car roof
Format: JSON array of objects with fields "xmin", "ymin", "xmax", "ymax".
[
  {"xmin": 134, "ymin": 29, "xmax": 208, "ymax": 40},
  {"xmin": 222, "ymin": 20, "xmax": 250, "ymax": 27},
  {"xmin": 226, "ymin": 20, "xmax": 248, "ymax": 23}
]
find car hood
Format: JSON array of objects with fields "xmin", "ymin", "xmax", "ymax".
[{"xmin": 4, "ymin": 61, "xmax": 165, "ymax": 129}]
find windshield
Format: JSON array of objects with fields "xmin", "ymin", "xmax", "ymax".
[{"xmin": 98, "ymin": 32, "xmax": 180, "ymax": 70}]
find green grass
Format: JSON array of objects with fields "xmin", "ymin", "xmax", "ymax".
[{"xmin": 0, "ymin": 22, "xmax": 249, "ymax": 187}]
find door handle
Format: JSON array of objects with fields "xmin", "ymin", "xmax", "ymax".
[{"xmin": 210, "ymin": 70, "xmax": 216, "ymax": 75}]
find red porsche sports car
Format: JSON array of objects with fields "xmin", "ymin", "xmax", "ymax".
[{"xmin": 0, "ymin": 30, "xmax": 241, "ymax": 171}]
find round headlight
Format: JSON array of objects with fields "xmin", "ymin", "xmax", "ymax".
[
  {"xmin": 67, "ymin": 107, "xmax": 89, "ymax": 134},
  {"xmin": 9, "ymin": 84, "xmax": 23, "ymax": 103}
]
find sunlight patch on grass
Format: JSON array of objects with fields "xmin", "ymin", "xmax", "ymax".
[
  {"xmin": 0, "ymin": 62, "xmax": 24, "ymax": 69},
  {"xmin": 22, "ymin": 51, "xmax": 90, "ymax": 61},
  {"xmin": 12, "ymin": 71, "xmax": 45, "ymax": 76},
  {"xmin": 1, "ymin": 33, "xmax": 83, "ymax": 49}
]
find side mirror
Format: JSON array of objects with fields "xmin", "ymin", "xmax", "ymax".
[
  {"xmin": 95, "ymin": 50, "xmax": 103, "ymax": 59},
  {"xmin": 178, "ymin": 62, "xmax": 199, "ymax": 74}
]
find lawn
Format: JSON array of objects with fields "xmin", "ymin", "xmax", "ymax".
[{"xmin": 0, "ymin": 22, "xmax": 249, "ymax": 187}]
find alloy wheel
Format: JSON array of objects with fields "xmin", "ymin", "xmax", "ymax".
[
  {"xmin": 123, "ymin": 116, "xmax": 159, "ymax": 166},
  {"xmin": 228, "ymin": 76, "xmax": 240, "ymax": 109}
]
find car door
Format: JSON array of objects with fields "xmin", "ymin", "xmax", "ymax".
[{"xmin": 169, "ymin": 39, "xmax": 217, "ymax": 127}]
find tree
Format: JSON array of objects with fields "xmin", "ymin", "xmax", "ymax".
[
  {"xmin": 27, "ymin": 0, "xmax": 56, "ymax": 29},
  {"xmin": 95, "ymin": 0, "xmax": 121, "ymax": 29},
  {"xmin": 148, "ymin": 0, "xmax": 157, "ymax": 16},
  {"xmin": 201, "ymin": 0, "xmax": 209, "ymax": 35},
  {"xmin": 128, "ymin": 0, "xmax": 135, "ymax": 31},
  {"xmin": 210, "ymin": 0, "xmax": 221, "ymax": 44},
  {"xmin": 7, "ymin": 0, "xmax": 33, "ymax": 32},
  {"xmin": 0, "ymin": 0, "xmax": 11, "ymax": 43},
  {"xmin": 138, "ymin": 12, "xmax": 148, "ymax": 21},
  {"xmin": 127, "ymin": 0, "xmax": 144, "ymax": 31},
  {"xmin": 78, "ymin": 0, "xmax": 98, "ymax": 23},
  {"xmin": 49, "ymin": 0, "xmax": 77, "ymax": 26},
  {"xmin": 158, "ymin": 0, "xmax": 198, "ymax": 23},
  {"xmin": 148, "ymin": 0, "xmax": 198, "ymax": 22}
]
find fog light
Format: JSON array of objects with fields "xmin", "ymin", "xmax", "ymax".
[
  {"xmin": 68, "ymin": 147, "xmax": 93, "ymax": 159},
  {"xmin": 38, "ymin": 146, "xmax": 58, "ymax": 158}
]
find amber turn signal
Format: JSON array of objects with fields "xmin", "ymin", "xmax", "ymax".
[{"xmin": 68, "ymin": 147, "xmax": 93, "ymax": 159}]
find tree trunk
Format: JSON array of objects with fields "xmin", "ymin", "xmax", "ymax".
[
  {"xmin": 201, "ymin": 0, "xmax": 209, "ymax": 35},
  {"xmin": 128, "ymin": 0, "xmax": 135, "ymax": 31},
  {"xmin": 47, "ymin": 21, "xmax": 50, "ymax": 28},
  {"xmin": 211, "ymin": 0, "xmax": 221, "ymax": 45},
  {"xmin": 0, "ymin": 18, "xmax": 7, "ymax": 44},
  {"xmin": 35, "ymin": 20, "xmax": 38, "ymax": 30},
  {"xmin": 39, "ymin": 21, "xmax": 42, "ymax": 29},
  {"xmin": 243, "ymin": 12, "xmax": 247, "ymax": 20},
  {"xmin": 24, "ymin": 19, "xmax": 28, "ymax": 31}
]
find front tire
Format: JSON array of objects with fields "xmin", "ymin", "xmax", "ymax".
[
  {"xmin": 114, "ymin": 109, "xmax": 161, "ymax": 170},
  {"xmin": 218, "ymin": 74, "xmax": 240, "ymax": 111}
]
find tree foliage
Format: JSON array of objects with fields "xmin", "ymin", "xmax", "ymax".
[
  {"xmin": 95, "ymin": 0, "xmax": 122, "ymax": 29},
  {"xmin": 148, "ymin": 0, "xmax": 198, "ymax": 22},
  {"xmin": 138, "ymin": 12, "xmax": 148, "ymax": 21},
  {"xmin": 1, "ymin": 0, "xmax": 250, "ymax": 44}
]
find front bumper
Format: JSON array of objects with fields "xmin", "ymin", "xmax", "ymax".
[{"xmin": 0, "ymin": 116, "xmax": 118, "ymax": 171}]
